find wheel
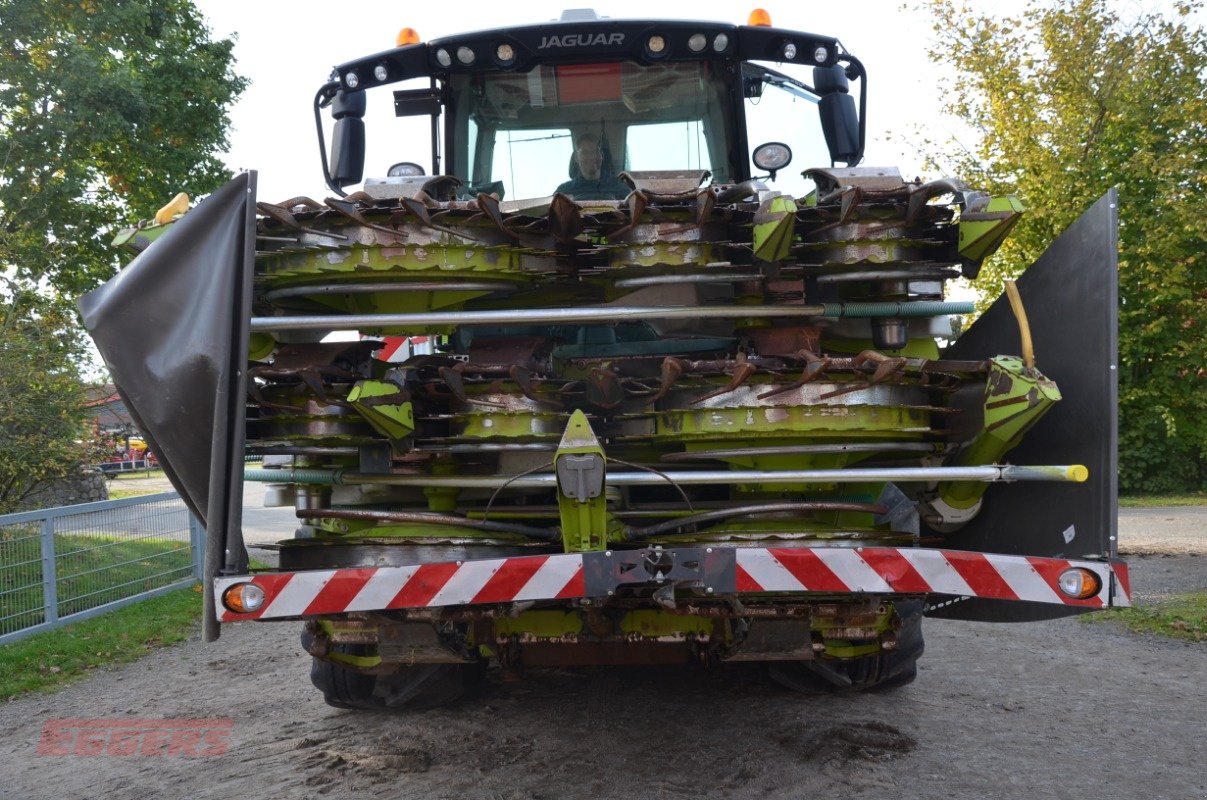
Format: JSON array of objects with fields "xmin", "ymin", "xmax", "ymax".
[
  {"xmin": 768, "ymin": 600, "xmax": 925, "ymax": 694},
  {"xmin": 374, "ymin": 661, "xmax": 485, "ymax": 710},
  {"xmin": 309, "ymin": 643, "xmax": 380, "ymax": 710},
  {"xmin": 305, "ymin": 631, "xmax": 485, "ymax": 711}
]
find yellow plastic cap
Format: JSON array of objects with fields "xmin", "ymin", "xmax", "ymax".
[
  {"xmin": 747, "ymin": 8, "xmax": 772, "ymax": 26},
  {"xmin": 1068, "ymin": 465, "xmax": 1090, "ymax": 483}
]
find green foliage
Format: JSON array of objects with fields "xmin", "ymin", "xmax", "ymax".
[
  {"xmin": 1084, "ymin": 590, "xmax": 1207, "ymax": 642},
  {"xmin": 1117, "ymin": 492, "xmax": 1207, "ymax": 507},
  {"xmin": 0, "ymin": 584, "xmax": 201, "ymax": 698},
  {"xmin": 921, "ymin": 0, "xmax": 1207, "ymax": 492},
  {"xmin": 0, "ymin": 0, "xmax": 247, "ymax": 296},
  {"xmin": 0, "ymin": 286, "xmax": 97, "ymax": 512}
]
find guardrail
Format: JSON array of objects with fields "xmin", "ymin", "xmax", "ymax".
[
  {"xmin": 0, "ymin": 492, "xmax": 202, "ymax": 645},
  {"xmin": 95, "ymin": 458, "xmax": 156, "ymax": 475}
]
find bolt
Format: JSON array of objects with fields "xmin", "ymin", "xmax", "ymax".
[
  {"xmin": 706, "ymin": 587, "xmax": 714, "ymax": 594},
  {"xmin": 706, "ymin": 547, "xmax": 713, "ymax": 554},
  {"xmin": 607, "ymin": 590, "xmax": 614, "ymax": 596}
]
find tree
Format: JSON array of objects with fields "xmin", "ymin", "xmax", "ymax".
[
  {"xmin": 921, "ymin": 0, "xmax": 1207, "ymax": 492},
  {"xmin": 0, "ymin": 0, "xmax": 247, "ymax": 296},
  {"xmin": 0, "ymin": 283, "xmax": 99, "ymax": 513}
]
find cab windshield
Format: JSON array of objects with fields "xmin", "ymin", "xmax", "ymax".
[{"xmin": 449, "ymin": 61, "xmax": 736, "ymax": 200}]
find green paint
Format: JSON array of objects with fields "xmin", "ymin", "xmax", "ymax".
[
  {"xmin": 940, "ymin": 356, "xmax": 1061, "ymax": 509},
  {"xmin": 617, "ymin": 610, "xmax": 716, "ymax": 639},
  {"xmin": 347, "ymin": 380, "xmax": 415, "ymax": 445},
  {"xmin": 247, "ymin": 332, "xmax": 276, "ymax": 361},
  {"xmin": 752, "ymin": 194, "xmax": 797, "ymax": 262},
  {"xmin": 958, "ymin": 195, "xmax": 1026, "ymax": 262},
  {"xmin": 657, "ymin": 404, "xmax": 931, "ymax": 440},
  {"xmin": 555, "ymin": 410, "xmax": 609, "ymax": 552},
  {"xmin": 493, "ymin": 610, "xmax": 584, "ymax": 638}
]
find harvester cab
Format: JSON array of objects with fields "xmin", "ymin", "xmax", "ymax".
[
  {"xmin": 81, "ymin": 9, "xmax": 1127, "ymax": 709},
  {"xmin": 318, "ymin": 8, "xmax": 863, "ymax": 202}
]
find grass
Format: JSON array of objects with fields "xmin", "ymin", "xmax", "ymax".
[
  {"xmin": 1, "ymin": 531, "xmax": 193, "ymax": 629},
  {"xmin": 107, "ymin": 486, "xmax": 162, "ymax": 500},
  {"xmin": 106, "ymin": 468, "xmax": 167, "ymax": 481},
  {"xmin": 0, "ymin": 556, "xmax": 270, "ymax": 699},
  {"xmin": 1118, "ymin": 492, "xmax": 1207, "ymax": 508},
  {"xmin": 0, "ymin": 583, "xmax": 202, "ymax": 698},
  {"xmin": 1085, "ymin": 591, "xmax": 1207, "ymax": 643}
]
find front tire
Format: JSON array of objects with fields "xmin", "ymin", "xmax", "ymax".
[
  {"xmin": 308, "ymin": 645, "xmax": 484, "ymax": 710},
  {"xmin": 768, "ymin": 600, "xmax": 924, "ymax": 694}
]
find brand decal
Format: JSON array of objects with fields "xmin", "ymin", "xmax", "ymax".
[{"xmin": 538, "ymin": 32, "xmax": 625, "ymax": 49}]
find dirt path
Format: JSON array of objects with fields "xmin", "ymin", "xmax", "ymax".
[
  {"xmin": 1119, "ymin": 506, "xmax": 1207, "ymax": 555},
  {"xmin": 0, "ymin": 553, "xmax": 1202, "ymax": 800}
]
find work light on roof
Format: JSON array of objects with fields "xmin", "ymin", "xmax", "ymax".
[
  {"xmin": 782, "ymin": 42, "xmax": 797, "ymax": 60},
  {"xmin": 457, "ymin": 46, "xmax": 476, "ymax": 65},
  {"xmin": 814, "ymin": 46, "xmax": 829, "ymax": 63},
  {"xmin": 647, "ymin": 35, "xmax": 666, "ymax": 54},
  {"xmin": 373, "ymin": 64, "xmax": 388, "ymax": 81},
  {"xmin": 496, "ymin": 43, "xmax": 516, "ymax": 63},
  {"xmin": 344, "ymin": 71, "xmax": 359, "ymax": 88},
  {"xmin": 435, "ymin": 48, "xmax": 452, "ymax": 67},
  {"xmin": 688, "ymin": 33, "xmax": 707, "ymax": 52},
  {"xmin": 713, "ymin": 33, "xmax": 729, "ymax": 52}
]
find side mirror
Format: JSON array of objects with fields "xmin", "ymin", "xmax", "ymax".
[
  {"xmin": 329, "ymin": 90, "xmax": 366, "ymax": 187},
  {"xmin": 813, "ymin": 65, "xmax": 860, "ymax": 166}
]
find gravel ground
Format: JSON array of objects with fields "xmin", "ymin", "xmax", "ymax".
[{"xmin": 1, "ymin": 506, "xmax": 1202, "ymax": 800}]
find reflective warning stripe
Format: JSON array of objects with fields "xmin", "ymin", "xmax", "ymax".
[{"xmin": 215, "ymin": 547, "xmax": 1126, "ymax": 621}]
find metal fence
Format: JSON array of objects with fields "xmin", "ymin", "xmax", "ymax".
[
  {"xmin": 95, "ymin": 458, "xmax": 156, "ymax": 475},
  {"xmin": 0, "ymin": 492, "xmax": 202, "ymax": 645}
]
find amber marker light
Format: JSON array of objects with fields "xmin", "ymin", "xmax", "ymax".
[
  {"xmin": 222, "ymin": 582, "xmax": 266, "ymax": 614},
  {"xmin": 748, "ymin": 8, "xmax": 773, "ymax": 27},
  {"xmin": 396, "ymin": 27, "xmax": 421, "ymax": 46},
  {"xmin": 1057, "ymin": 568, "xmax": 1102, "ymax": 600}
]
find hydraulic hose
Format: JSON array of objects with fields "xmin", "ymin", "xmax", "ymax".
[{"xmin": 1004, "ymin": 279, "xmax": 1035, "ymax": 370}]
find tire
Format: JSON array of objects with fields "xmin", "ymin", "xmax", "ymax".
[
  {"xmin": 768, "ymin": 600, "xmax": 924, "ymax": 694},
  {"xmin": 375, "ymin": 661, "xmax": 485, "ymax": 710},
  {"xmin": 309, "ymin": 645, "xmax": 380, "ymax": 710},
  {"xmin": 306, "ymin": 631, "xmax": 485, "ymax": 711}
]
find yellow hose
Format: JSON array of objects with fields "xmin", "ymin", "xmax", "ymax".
[
  {"xmin": 154, "ymin": 192, "xmax": 190, "ymax": 225},
  {"xmin": 1004, "ymin": 279, "xmax": 1035, "ymax": 370}
]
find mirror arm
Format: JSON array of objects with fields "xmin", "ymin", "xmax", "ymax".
[
  {"xmin": 842, "ymin": 55, "xmax": 867, "ymax": 167},
  {"xmin": 314, "ymin": 81, "xmax": 347, "ymax": 197}
]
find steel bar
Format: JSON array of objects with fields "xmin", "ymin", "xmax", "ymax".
[
  {"xmin": 661, "ymin": 442, "xmax": 939, "ymax": 461},
  {"xmin": 245, "ymin": 464, "xmax": 1089, "ymax": 488},
  {"xmin": 632, "ymin": 501, "xmax": 887, "ymax": 536},
  {"xmin": 295, "ymin": 509, "xmax": 559, "ymax": 541},
  {"xmin": 248, "ymin": 301, "xmax": 975, "ymax": 332},
  {"xmin": 613, "ymin": 273, "xmax": 760, "ymax": 289},
  {"xmin": 264, "ymin": 280, "xmax": 518, "ymax": 302},
  {"xmin": 815, "ymin": 269, "xmax": 960, "ymax": 283}
]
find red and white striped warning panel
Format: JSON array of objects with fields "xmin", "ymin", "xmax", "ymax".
[
  {"xmin": 215, "ymin": 547, "xmax": 1129, "ymax": 621},
  {"xmin": 373, "ymin": 335, "xmax": 432, "ymax": 362}
]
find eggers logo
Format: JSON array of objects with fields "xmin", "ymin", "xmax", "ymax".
[
  {"xmin": 538, "ymin": 33, "xmax": 625, "ymax": 49},
  {"xmin": 38, "ymin": 718, "xmax": 233, "ymax": 757}
]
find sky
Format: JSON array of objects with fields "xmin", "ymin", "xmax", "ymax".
[{"xmin": 191, "ymin": 0, "xmax": 961, "ymax": 203}]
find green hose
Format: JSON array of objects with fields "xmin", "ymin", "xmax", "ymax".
[{"xmin": 244, "ymin": 468, "xmax": 343, "ymax": 485}]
